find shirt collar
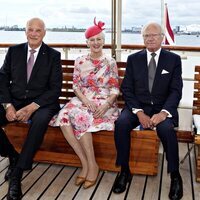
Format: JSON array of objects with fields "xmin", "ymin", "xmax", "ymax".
[
  {"xmin": 146, "ymin": 48, "xmax": 161, "ymax": 57},
  {"xmin": 28, "ymin": 44, "xmax": 41, "ymax": 52}
]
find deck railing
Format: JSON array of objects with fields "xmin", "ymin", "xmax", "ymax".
[
  {"xmin": 0, "ymin": 43, "xmax": 200, "ymax": 60},
  {"xmin": 0, "ymin": 43, "xmax": 199, "ymax": 131}
]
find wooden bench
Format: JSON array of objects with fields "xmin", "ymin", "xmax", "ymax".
[
  {"xmin": 193, "ymin": 65, "xmax": 200, "ymax": 182},
  {"xmin": 4, "ymin": 60, "xmax": 194, "ymax": 176}
]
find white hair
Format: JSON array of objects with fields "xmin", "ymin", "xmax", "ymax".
[{"xmin": 141, "ymin": 22, "xmax": 164, "ymax": 36}]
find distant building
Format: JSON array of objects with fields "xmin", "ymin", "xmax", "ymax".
[
  {"xmin": 174, "ymin": 26, "xmax": 180, "ymax": 33},
  {"xmin": 12, "ymin": 25, "xmax": 18, "ymax": 29},
  {"xmin": 131, "ymin": 26, "xmax": 142, "ymax": 33}
]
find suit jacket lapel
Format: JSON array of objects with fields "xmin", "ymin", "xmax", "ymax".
[
  {"xmin": 22, "ymin": 44, "xmax": 29, "ymax": 83},
  {"xmin": 141, "ymin": 50, "xmax": 149, "ymax": 91}
]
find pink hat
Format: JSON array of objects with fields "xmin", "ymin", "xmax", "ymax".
[{"xmin": 85, "ymin": 17, "xmax": 105, "ymax": 39}]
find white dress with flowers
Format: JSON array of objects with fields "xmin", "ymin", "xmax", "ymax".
[{"xmin": 49, "ymin": 54, "xmax": 120, "ymax": 139}]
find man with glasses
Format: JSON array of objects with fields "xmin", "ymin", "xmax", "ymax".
[{"xmin": 113, "ymin": 22, "xmax": 183, "ymax": 200}]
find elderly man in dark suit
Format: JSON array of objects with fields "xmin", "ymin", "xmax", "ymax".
[
  {"xmin": 0, "ymin": 18, "xmax": 62, "ymax": 200},
  {"xmin": 112, "ymin": 22, "xmax": 183, "ymax": 200}
]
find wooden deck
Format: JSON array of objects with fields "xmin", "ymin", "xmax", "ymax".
[{"xmin": 0, "ymin": 143, "xmax": 200, "ymax": 200}]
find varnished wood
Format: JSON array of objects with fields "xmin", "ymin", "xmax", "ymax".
[
  {"xmin": 4, "ymin": 123, "xmax": 159, "ymax": 175},
  {"xmin": 193, "ymin": 65, "xmax": 200, "ymax": 182}
]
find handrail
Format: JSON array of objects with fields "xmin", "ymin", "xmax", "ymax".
[{"xmin": 0, "ymin": 43, "xmax": 200, "ymax": 52}]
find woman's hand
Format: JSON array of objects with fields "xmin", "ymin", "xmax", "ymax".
[
  {"xmin": 83, "ymin": 99, "xmax": 97, "ymax": 112},
  {"xmin": 74, "ymin": 88, "xmax": 97, "ymax": 112},
  {"xmin": 93, "ymin": 103, "xmax": 109, "ymax": 118}
]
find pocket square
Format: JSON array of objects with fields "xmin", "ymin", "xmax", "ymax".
[{"xmin": 161, "ymin": 69, "xmax": 169, "ymax": 74}]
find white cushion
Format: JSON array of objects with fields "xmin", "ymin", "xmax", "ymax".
[{"xmin": 193, "ymin": 114, "xmax": 200, "ymax": 134}]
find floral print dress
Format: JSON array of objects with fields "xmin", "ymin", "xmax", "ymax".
[{"xmin": 49, "ymin": 54, "xmax": 120, "ymax": 139}]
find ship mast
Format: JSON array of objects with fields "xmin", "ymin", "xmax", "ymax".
[{"xmin": 161, "ymin": 0, "xmax": 165, "ymax": 31}]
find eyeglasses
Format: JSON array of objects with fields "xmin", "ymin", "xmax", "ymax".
[{"xmin": 143, "ymin": 33, "xmax": 162, "ymax": 39}]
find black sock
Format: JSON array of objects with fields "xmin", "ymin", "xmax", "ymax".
[
  {"xmin": 170, "ymin": 170, "xmax": 180, "ymax": 179},
  {"xmin": 121, "ymin": 164, "xmax": 130, "ymax": 173},
  {"xmin": 12, "ymin": 167, "xmax": 23, "ymax": 179},
  {"xmin": 8, "ymin": 150, "xmax": 19, "ymax": 160}
]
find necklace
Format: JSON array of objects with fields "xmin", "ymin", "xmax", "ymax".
[{"xmin": 89, "ymin": 54, "xmax": 103, "ymax": 66}]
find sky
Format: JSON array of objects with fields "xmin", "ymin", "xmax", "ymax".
[{"xmin": 0, "ymin": 0, "xmax": 200, "ymax": 29}]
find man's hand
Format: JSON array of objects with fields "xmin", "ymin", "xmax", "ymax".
[
  {"xmin": 16, "ymin": 103, "xmax": 39, "ymax": 122},
  {"xmin": 6, "ymin": 105, "xmax": 17, "ymax": 122},
  {"xmin": 136, "ymin": 111, "xmax": 152, "ymax": 129},
  {"xmin": 150, "ymin": 111, "xmax": 168, "ymax": 127}
]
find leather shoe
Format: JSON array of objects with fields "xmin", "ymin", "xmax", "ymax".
[
  {"xmin": 7, "ymin": 176, "xmax": 22, "ymax": 200},
  {"xmin": 169, "ymin": 175, "xmax": 183, "ymax": 200},
  {"xmin": 112, "ymin": 171, "xmax": 132, "ymax": 194},
  {"xmin": 75, "ymin": 176, "xmax": 86, "ymax": 186},
  {"xmin": 5, "ymin": 154, "xmax": 19, "ymax": 181}
]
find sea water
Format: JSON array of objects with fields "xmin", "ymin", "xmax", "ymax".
[{"xmin": 0, "ymin": 30, "xmax": 199, "ymax": 46}]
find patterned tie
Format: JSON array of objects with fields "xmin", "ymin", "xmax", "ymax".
[
  {"xmin": 148, "ymin": 52, "xmax": 156, "ymax": 92},
  {"xmin": 27, "ymin": 49, "xmax": 36, "ymax": 82}
]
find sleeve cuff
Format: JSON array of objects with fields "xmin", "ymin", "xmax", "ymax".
[
  {"xmin": 132, "ymin": 108, "xmax": 143, "ymax": 114},
  {"xmin": 161, "ymin": 109, "xmax": 172, "ymax": 118},
  {"xmin": 33, "ymin": 102, "xmax": 40, "ymax": 109}
]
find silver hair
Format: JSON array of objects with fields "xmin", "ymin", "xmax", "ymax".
[
  {"xmin": 141, "ymin": 22, "xmax": 164, "ymax": 36},
  {"xmin": 26, "ymin": 18, "xmax": 46, "ymax": 31}
]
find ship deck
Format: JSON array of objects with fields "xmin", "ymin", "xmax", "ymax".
[{"xmin": 0, "ymin": 143, "xmax": 200, "ymax": 200}]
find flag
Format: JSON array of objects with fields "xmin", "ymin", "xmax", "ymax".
[{"xmin": 164, "ymin": 4, "xmax": 175, "ymax": 45}]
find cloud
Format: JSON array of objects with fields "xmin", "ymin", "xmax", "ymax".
[{"xmin": 0, "ymin": 0, "xmax": 199, "ymax": 29}]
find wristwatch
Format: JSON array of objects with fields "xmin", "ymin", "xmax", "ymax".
[{"xmin": 2, "ymin": 103, "xmax": 12, "ymax": 110}]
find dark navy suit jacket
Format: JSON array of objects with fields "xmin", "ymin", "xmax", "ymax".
[
  {"xmin": 0, "ymin": 42, "xmax": 62, "ymax": 110},
  {"xmin": 121, "ymin": 48, "xmax": 183, "ymax": 126}
]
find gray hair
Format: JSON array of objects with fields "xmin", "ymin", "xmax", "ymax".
[
  {"xmin": 26, "ymin": 17, "xmax": 46, "ymax": 31},
  {"xmin": 141, "ymin": 22, "xmax": 164, "ymax": 36}
]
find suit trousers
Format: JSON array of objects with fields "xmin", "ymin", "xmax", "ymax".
[
  {"xmin": 114, "ymin": 107, "xmax": 179, "ymax": 173},
  {"xmin": 0, "ymin": 104, "xmax": 59, "ymax": 170},
  {"xmin": 0, "ymin": 106, "xmax": 16, "ymax": 157}
]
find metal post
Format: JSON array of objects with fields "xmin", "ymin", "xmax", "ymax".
[
  {"xmin": 116, "ymin": 0, "xmax": 122, "ymax": 61},
  {"xmin": 111, "ymin": 0, "xmax": 116, "ymax": 59},
  {"xmin": 161, "ymin": 0, "xmax": 165, "ymax": 31},
  {"xmin": 63, "ymin": 48, "xmax": 69, "ymax": 59}
]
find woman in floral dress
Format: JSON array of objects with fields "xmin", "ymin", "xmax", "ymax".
[{"xmin": 50, "ymin": 18, "xmax": 120, "ymax": 189}]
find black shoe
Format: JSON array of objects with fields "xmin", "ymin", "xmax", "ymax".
[
  {"xmin": 112, "ymin": 171, "xmax": 132, "ymax": 194},
  {"xmin": 169, "ymin": 175, "xmax": 183, "ymax": 200},
  {"xmin": 7, "ymin": 176, "xmax": 22, "ymax": 200},
  {"xmin": 5, "ymin": 154, "xmax": 19, "ymax": 181}
]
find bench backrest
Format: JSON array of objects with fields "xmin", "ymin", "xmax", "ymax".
[
  {"xmin": 60, "ymin": 59, "xmax": 126, "ymax": 108},
  {"xmin": 193, "ymin": 65, "xmax": 200, "ymax": 115}
]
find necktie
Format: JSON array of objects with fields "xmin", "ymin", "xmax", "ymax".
[
  {"xmin": 148, "ymin": 52, "xmax": 156, "ymax": 92},
  {"xmin": 27, "ymin": 49, "xmax": 36, "ymax": 82}
]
